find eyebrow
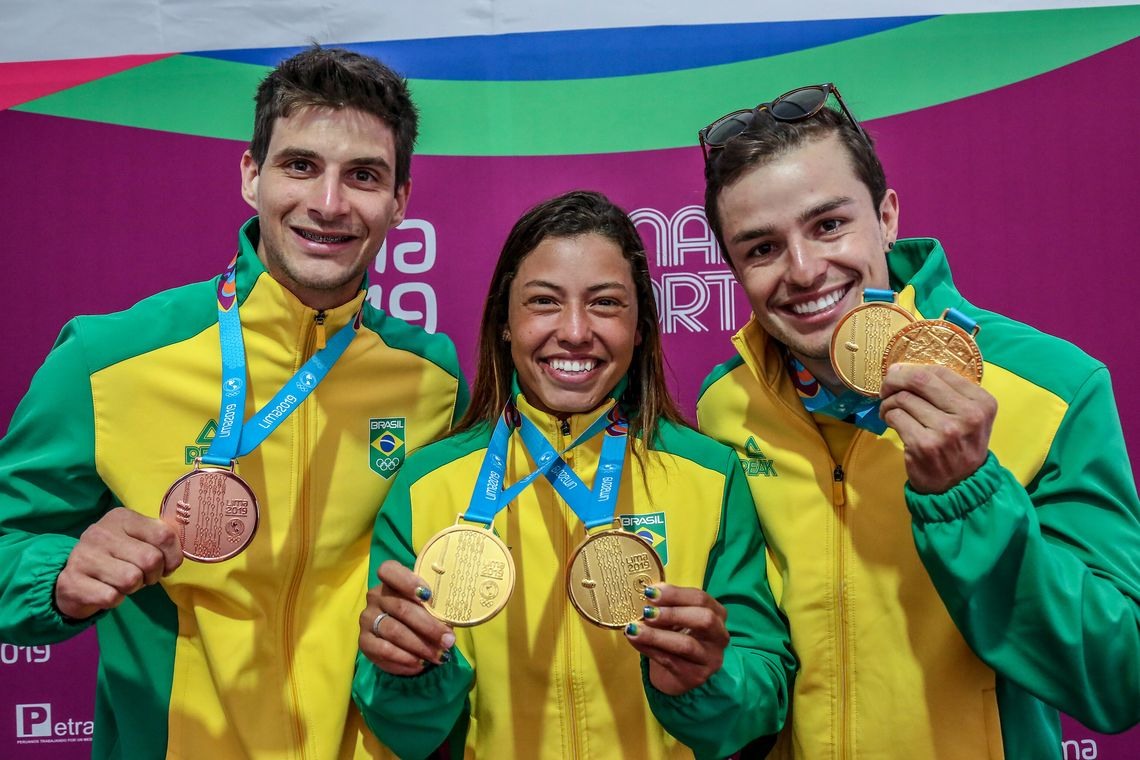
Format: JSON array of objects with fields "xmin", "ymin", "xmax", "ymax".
[
  {"xmin": 520, "ymin": 279, "xmax": 631, "ymax": 293},
  {"xmin": 728, "ymin": 196, "xmax": 856, "ymax": 245},
  {"xmin": 273, "ymin": 147, "xmax": 393, "ymax": 169}
]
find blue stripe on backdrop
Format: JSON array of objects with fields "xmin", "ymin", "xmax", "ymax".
[{"xmin": 191, "ymin": 16, "xmax": 932, "ymax": 80}]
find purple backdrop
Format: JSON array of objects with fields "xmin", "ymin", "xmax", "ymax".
[{"xmin": 2, "ymin": 36, "xmax": 1138, "ymax": 759}]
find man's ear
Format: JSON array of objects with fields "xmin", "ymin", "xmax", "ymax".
[
  {"xmin": 240, "ymin": 151, "xmax": 260, "ymax": 211},
  {"xmin": 391, "ymin": 178, "xmax": 412, "ymax": 229},
  {"xmin": 879, "ymin": 188, "xmax": 900, "ymax": 247}
]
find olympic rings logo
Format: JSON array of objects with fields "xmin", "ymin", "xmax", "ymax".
[{"xmin": 373, "ymin": 457, "xmax": 402, "ymax": 471}]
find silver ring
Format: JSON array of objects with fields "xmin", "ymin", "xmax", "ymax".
[{"xmin": 370, "ymin": 612, "xmax": 390, "ymax": 638}]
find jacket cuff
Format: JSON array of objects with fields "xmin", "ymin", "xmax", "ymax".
[
  {"xmin": 19, "ymin": 535, "xmax": 98, "ymax": 641},
  {"xmin": 368, "ymin": 654, "xmax": 472, "ymax": 696},
  {"xmin": 640, "ymin": 650, "xmax": 756, "ymax": 757},
  {"xmin": 905, "ymin": 452, "xmax": 1007, "ymax": 524}
]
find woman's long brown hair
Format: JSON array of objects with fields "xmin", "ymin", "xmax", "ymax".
[{"xmin": 451, "ymin": 190, "xmax": 687, "ymax": 449}]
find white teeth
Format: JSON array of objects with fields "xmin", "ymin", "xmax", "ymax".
[
  {"xmin": 298, "ymin": 230, "xmax": 352, "ymax": 244},
  {"xmin": 549, "ymin": 358, "xmax": 596, "ymax": 373},
  {"xmin": 791, "ymin": 288, "xmax": 846, "ymax": 315}
]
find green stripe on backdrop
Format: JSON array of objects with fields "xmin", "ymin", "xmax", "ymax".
[
  {"xmin": 13, "ymin": 5, "xmax": 1140, "ymax": 155},
  {"xmin": 13, "ymin": 54, "xmax": 266, "ymax": 143}
]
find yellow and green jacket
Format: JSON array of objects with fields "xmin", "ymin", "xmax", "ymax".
[
  {"xmin": 697, "ymin": 238, "xmax": 1140, "ymax": 759},
  {"xmin": 0, "ymin": 219, "xmax": 468, "ymax": 759},
  {"xmin": 352, "ymin": 391, "xmax": 795, "ymax": 760}
]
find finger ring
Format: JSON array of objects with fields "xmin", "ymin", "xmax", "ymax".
[
  {"xmin": 370, "ymin": 612, "xmax": 390, "ymax": 638},
  {"xmin": 678, "ymin": 627, "xmax": 692, "ymax": 636}
]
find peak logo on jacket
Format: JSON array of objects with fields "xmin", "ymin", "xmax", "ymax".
[
  {"xmin": 740, "ymin": 436, "xmax": 778, "ymax": 478},
  {"xmin": 370, "ymin": 418, "xmax": 406, "ymax": 478},
  {"xmin": 184, "ymin": 419, "xmax": 218, "ymax": 464}
]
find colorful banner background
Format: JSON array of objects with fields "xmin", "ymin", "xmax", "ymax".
[{"xmin": 1, "ymin": 2, "xmax": 1137, "ymax": 757}]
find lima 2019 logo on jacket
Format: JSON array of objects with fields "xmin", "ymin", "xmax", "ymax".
[{"xmin": 370, "ymin": 418, "xmax": 406, "ymax": 479}]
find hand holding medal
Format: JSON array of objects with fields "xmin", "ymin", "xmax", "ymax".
[
  {"xmin": 358, "ymin": 559, "xmax": 457, "ymax": 676},
  {"xmin": 877, "ymin": 308, "xmax": 996, "ymax": 494},
  {"xmin": 624, "ymin": 583, "xmax": 731, "ymax": 696}
]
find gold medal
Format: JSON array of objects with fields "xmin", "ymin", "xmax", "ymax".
[
  {"xmin": 566, "ymin": 528, "xmax": 664, "ymax": 629},
  {"xmin": 414, "ymin": 521, "xmax": 515, "ymax": 626},
  {"xmin": 830, "ymin": 298, "xmax": 915, "ymax": 396},
  {"xmin": 882, "ymin": 309, "xmax": 984, "ymax": 383},
  {"xmin": 159, "ymin": 461, "xmax": 259, "ymax": 562}
]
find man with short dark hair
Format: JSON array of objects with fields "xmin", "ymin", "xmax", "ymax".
[
  {"xmin": 696, "ymin": 84, "xmax": 1140, "ymax": 758},
  {"xmin": 0, "ymin": 47, "xmax": 467, "ymax": 759}
]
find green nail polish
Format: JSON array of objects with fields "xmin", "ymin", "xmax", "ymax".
[
  {"xmin": 644, "ymin": 586, "xmax": 660, "ymax": 600},
  {"xmin": 415, "ymin": 586, "xmax": 432, "ymax": 601},
  {"xmin": 440, "ymin": 650, "xmax": 452, "ymax": 664},
  {"xmin": 625, "ymin": 622, "xmax": 639, "ymax": 636},
  {"xmin": 643, "ymin": 606, "xmax": 658, "ymax": 620}
]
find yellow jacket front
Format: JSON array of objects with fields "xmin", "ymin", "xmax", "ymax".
[
  {"xmin": 353, "ymin": 393, "xmax": 796, "ymax": 759},
  {"xmin": 0, "ymin": 219, "xmax": 468, "ymax": 759},
  {"xmin": 696, "ymin": 239, "xmax": 1140, "ymax": 759}
]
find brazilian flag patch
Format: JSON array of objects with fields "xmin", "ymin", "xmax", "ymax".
[
  {"xmin": 369, "ymin": 417, "xmax": 406, "ymax": 479},
  {"xmin": 619, "ymin": 511, "xmax": 668, "ymax": 565}
]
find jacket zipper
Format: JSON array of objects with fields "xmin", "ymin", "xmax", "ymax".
[
  {"xmin": 558, "ymin": 417, "xmax": 581, "ymax": 758},
  {"xmin": 282, "ymin": 310, "xmax": 322, "ymax": 759},
  {"xmin": 833, "ymin": 461, "xmax": 849, "ymax": 760}
]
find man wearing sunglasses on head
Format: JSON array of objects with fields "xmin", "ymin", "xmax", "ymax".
[{"xmin": 696, "ymin": 84, "xmax": 1140, "ymax": 758}]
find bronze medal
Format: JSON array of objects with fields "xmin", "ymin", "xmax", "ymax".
[
  {"xmin": 566, "ymin": 528, "xmax": 665, "ymax": 629},
  {"xmin": 830, "ymin": 300, "xmax": 915, "ymax": 396},
  {"xmin": 414, "ymin": 522, "xmax": 515, "ymax": 626},
  {"xmin": 882, "ymin": 310, "xmax": 984, "ymax": 383},
  {"xmin": 160, "ymin": 463, "xmax": 259, "ymax": 562}
]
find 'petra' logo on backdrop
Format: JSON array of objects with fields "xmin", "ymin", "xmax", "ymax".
[
  {"xmin": 14, "ymin": 703, "xmax": 93, "ymax": 744},
  {"xmin": 370, "ymin": 418, "xmax": 407, "ymax": 479}
]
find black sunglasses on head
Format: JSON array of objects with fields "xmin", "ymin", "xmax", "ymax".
[{"xmin": 698, "ymin": 83, "xmax": 868, "ymax": 162}]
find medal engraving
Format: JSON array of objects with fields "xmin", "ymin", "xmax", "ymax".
[
  {"xmin": 567, "ymin": 529, "xmax": 664, "ymax": 628},
  {"xmin": 830, "ymin": 301, "xmax": 915, "ymax": 396},
  {"xmin": 160, "ymin": 466, "xmax": 259, "ymax": 562},
  {"xmin": 414, "ymin": 523, "xmax": 515, "ymax": 626},
  {"xmin": 882, "ymin": 316, "xmax": 984, "ymax": 384}
]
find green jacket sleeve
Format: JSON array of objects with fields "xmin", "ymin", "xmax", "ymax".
[
  {"xmin": 0, "ymin": 320, "xmax": 114, "ymax": 644},
  {"xmin": 352, "ymin": 469, "xmax": 474, "ymax": 759},
  {"xmin": 907, "ymin": 367, "xmax": 1140, "ymax": 733},
  {"xmin": 643, "ymin": 449, "xmax": 795, "ymax": 758}
]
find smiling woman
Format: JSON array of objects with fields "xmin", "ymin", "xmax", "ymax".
[{"xmin": 352, "ymin": 190, "xmax": 796, "ymax": 759}]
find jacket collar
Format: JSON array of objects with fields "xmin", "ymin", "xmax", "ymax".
[
  {"xmin": 234, "ymin": 217, "xmax": 366, "ymax": 333},
  {"xmin": 508, "ymin": 374, "xmax": 627, "ymax": 441}
]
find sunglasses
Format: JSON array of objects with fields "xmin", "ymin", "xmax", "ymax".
[{"xmin": 698, "ymin": 83, "xmax": 868, "ymax": 162}]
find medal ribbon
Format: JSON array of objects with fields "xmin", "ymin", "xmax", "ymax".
[
  {"xmin": 942, "ymin": 307, "xmax": 979, "ymax": 335},
  {"xmin": 201, "ymin": 257, "xmax": 359, "ymax": 467},
  {"xmin": 464, "ymin": 403, "xmax": 624, "ymax": 528},
  {"xmin": 516, "ymin": 407, "xmax": 628, "ymax": 530}
]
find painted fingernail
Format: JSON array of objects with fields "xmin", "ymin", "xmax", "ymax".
[
  {"xmin": 643, "ymin": 586, "xmax": 660, "ymax": 600},
  {"xmin": 441, "ymin": 632, "xmax": 456, "ymax": 649},
  {"xmin": 415, "ymin": 586, "xmax": 432, "ymax": 602},
  {"xmin": 439, "ymin": 649, "xmax": 452, "ymax": 664},
  {"xmin": 642, "ymin": 606, "xmax": 659, "ymax": 620},
  {"xmin": 625, "ymin": 622, "xmax": 640, "ymax": 637}
]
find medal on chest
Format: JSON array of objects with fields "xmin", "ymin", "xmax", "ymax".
[{"xmin": 830, "ymin": 288, "xmax": 916, "ymax": 397}]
